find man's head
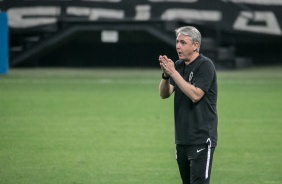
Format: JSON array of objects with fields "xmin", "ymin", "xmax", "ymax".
[
  {"xmin": 175, "ymin": 26, "xmax": 201, "ymax": 52},
  {"xmin": 174, "ymin": 26, "xmax": 201, "ymax": 62}
]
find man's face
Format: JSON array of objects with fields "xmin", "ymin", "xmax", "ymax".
[{"xmin": 176, "ymin": 33, "xmax": 198, "ymax": 62}]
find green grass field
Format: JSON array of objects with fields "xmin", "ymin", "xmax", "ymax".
[{"xmin": 1, "ymin": 67, "xmax": 282, "ymax": 184}]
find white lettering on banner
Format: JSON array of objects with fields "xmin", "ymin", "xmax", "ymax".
[
  {"xmin": 68, "ymin": 6, "xmax": 151, "ymax": 20},
  {"xmin": 161, "ymin": 9, "xmax": 221, "ymax": 22},
  {"xmin": 134, "ymin": 5, "xmax": 151, "ymax": 21},
  {"xmin": 67, "ymin": 7, "xmax": 90, "ymax": 16},
  {"xmin": 6, "ymin": 6, "xmax": 282, "ymax": 36},
  {"xmin": 233, "ymin": 11, "xmax": 282, "ymax": 35},
  {"xmin": 8, "ymin": 7, "xmax": 60, "ymax": 28},
  {"xmin": 68, "ymin": 7, "xmax": 124, "ymax": 20},
  {"xmin": 229, "ymin": 0, "xmax": 282, "ymax": 6},
  {"xmin": 89, "ymin": 8, "xmax": 124, "ymax": 20}
]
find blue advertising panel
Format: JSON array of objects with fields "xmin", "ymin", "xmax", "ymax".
[{"xmin": 0, "ymin": 13, "xmax": 8, "ymax": 74}]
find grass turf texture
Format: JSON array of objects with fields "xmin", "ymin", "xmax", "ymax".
[{"xmin": 0, "ymin": 67, "xmax": 282, "ymax": 184}]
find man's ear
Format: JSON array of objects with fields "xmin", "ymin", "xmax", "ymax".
[{"xmin": 193, "ymin": 42, "xmax": 199, "ymax": 52}]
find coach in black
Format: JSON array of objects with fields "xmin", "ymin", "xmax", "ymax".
[{"xmin": 158, "ymin": 26, "xmax": 218, "ymax": 184}]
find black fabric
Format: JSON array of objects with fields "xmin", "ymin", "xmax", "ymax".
[
  {"xmin": 176, "ymin": 144, "xmax": 215, "ymax": 184},
  {"xmin": 170, "ymin": 54, "xmax": 218, "ymax": 147}
]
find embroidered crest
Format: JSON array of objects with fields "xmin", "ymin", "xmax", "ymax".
[{"xmin": 189, "ymin": 71, "xmax": 193, "ymax": 83}]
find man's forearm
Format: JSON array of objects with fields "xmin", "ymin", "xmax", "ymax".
[
  {"xmin": 170, "ymin": 71, "xmax": 204, "ymax": 103},
  {"xmin": 159, "ymin": 79, "xmax": 171, "ymax": 99}
]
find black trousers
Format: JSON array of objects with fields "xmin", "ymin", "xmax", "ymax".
[{"xmin": 176, "ymin": 143, "xmax": 215, "ymax": 184}]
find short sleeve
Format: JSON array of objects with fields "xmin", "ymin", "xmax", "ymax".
[{"xmin": 193, "ymin": 60, "xmax": 216, "ymax": 93}]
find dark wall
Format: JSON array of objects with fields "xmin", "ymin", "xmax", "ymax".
[
  {"xmin": 30, "ymin": 30, "xmax": 178, "ymax": 68},
  {"xmin": 4, "ymin": 0, "xmax": 282, "ymax": 67}
]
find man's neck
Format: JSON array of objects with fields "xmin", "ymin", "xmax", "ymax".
[{"xmin": 184, "ymin": 53, "xmax": 200, "ymax": 65}]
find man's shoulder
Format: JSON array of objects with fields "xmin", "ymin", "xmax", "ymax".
[
  {"xmin": 197, "ymin": 54, "xmax": 212, "ymax": 63},
  {"xmin": 198, "ymin": 54, "xmax": 216, "ymax": 69}
]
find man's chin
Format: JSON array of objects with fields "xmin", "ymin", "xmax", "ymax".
[
  {"xmin": 178, "ymin": 56, "xmax": 186, "ymax": 60},
  {"xmin": 179, "ymin": 57, "xmax": 187, "ymax": 62}
]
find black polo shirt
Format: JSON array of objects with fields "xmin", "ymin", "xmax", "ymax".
[{"xmin": 170, "ymin": 54, "xmax": 218, "ymax": 147}]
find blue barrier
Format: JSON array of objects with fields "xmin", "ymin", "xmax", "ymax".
[{"xmin": 0, "ymin": 13, "xmax": 8, "ymax": 75}]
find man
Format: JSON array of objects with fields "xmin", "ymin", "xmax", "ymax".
[{"xmin": 158, "ymin": 26, "xmax": 218, "ymax": 184}]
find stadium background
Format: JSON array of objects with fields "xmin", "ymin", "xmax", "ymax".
[
  {"xmin": 1, "ymin": 1, "xmax": 282, "ymax": 184},
  {"xmin": 1, "ymin": 0, "xmax": 282, "ymax": 69}
]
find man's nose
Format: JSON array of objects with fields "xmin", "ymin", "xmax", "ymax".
[{"xmin": 176, "ymin": 42, "xmax": 180, "ymax": 49}]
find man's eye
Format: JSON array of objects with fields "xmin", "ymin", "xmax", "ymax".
[{"xmin": 176, "ymin": 40, "xmax": 187, "ymax": 45}]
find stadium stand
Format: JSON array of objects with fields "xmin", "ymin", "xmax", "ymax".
[{"xmin": 1, "ymin": 0, "xmax": 282, "ymax": 68}]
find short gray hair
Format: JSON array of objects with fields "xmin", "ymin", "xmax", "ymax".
[{"xmin": 175, "ymin": 26, "xmax": 201, "ymax": 52}]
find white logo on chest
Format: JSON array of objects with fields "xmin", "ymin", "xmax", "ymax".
[{"xmin": 189, "ymin": 71, "xmax": 193, "ymax": 82}]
